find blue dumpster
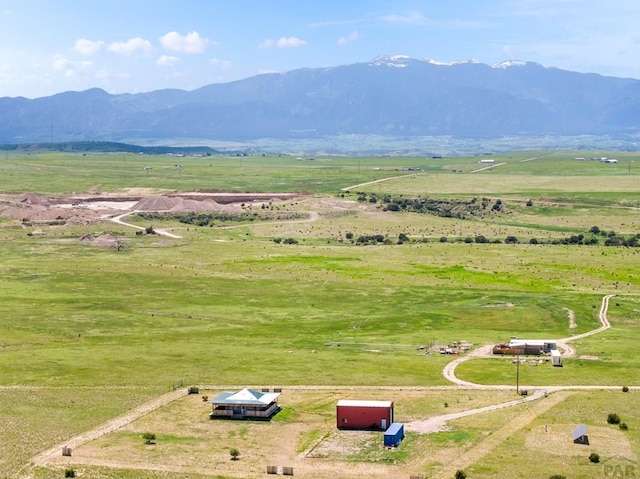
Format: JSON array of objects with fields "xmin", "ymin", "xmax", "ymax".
[{"xmin": 384, "ymin": 422, "xmax": 404, "ymax": 447}]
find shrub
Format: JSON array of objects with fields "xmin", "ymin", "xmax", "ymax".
[
  {"xmin": 454, "ymin": 470, "xmax": 466, "ymax": 479},
  {"xmin": 64, "ymin": 469, "xmax": 76, "ymax": 478},
  {"xmin": 620, "ymin": 423, "xmax": 629, "ymax": 430},
  {"xmin": 144, "ymin": 225, "xmax": 155, "ymax": 234},
  {"xmin": 230, "ymin": 448, "xmax": 240, "ymax": 460},
  {"xmin": 549, "ymin": 475, "xmax": 566, "ymax": 479},
  {"xmin": 589, "ymin": 452, "xmax": 600, "ymax": 463},
  {"xmin": 142, "ymin": 432, "xmax": 156, "ymax": 444},
  {"xmin": 622, "ymin": 386, "xmax": 629, "ymax": 392},
  {"xmin": 607, "ymin": 413, "xmax": 621, "ymax": 425}
]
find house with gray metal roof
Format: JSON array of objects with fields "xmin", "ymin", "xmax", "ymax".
[{"xmin": 209, "ymin": 388, "xmax": 281, "ymax": 420}]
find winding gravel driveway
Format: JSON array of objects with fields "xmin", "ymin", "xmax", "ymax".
[{"xmin": 443, "ymin": 294, "xmax": 614, "ymax": 387}]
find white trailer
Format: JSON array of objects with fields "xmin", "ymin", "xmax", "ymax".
[{"xmin": 551, "ymin": 349, "xmax": 562, "ymax": 367}]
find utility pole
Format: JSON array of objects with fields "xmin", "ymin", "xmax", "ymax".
[{"xmin": 516, "ymin": 354, "xmax": 520, "ymax": 395}]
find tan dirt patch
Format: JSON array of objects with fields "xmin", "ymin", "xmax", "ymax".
[{"xmin": 525, "ymin": 423, "xmax": 635, "ymax": 459}]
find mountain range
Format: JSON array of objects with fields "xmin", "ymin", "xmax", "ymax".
[{"xmin": 1, "ymin": 55, "xmax": 639, "ymax": 145}]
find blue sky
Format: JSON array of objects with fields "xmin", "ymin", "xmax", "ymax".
[{"xmin": 1, "ymin": 0, "xmax": 639, "ymax": 98}]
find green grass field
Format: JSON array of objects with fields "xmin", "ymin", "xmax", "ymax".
[{"xmin": 1, "ymin": 150, "xmax": 639, "ymax": 478}]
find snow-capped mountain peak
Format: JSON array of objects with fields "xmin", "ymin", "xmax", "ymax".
[
  {"xmin": 370, "ymin": 55, "xmax": 412, "ymax": 67},
  {"xmin": 491, "ymin": 60, "xmax": 528, "ymax": 69}
]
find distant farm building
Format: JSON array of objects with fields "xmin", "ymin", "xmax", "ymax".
[
  {"xmin": 336, "ymin": 400, "xmax": 394, "ymax": 430},
  {"xmin": 384, "ymin": 423, "xmax": 405, "ymax": 447},
  {"xmin": 209, "ymin": 388, "xmax": 281, "ymax": 420},
  {"xmin": 493, "ymin": 339, "xmax": 557, "ymax": 356},
  {"xmin": 479, "ymin": 159, "xmax": 496, "ymax": 164}
]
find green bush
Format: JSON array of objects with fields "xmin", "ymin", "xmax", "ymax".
[
  {"xmin": 620, "ymin": 423, "xmax": 629, "ymax": 430},
  {"xmin": 607, "ymin": 413, "xmax": 621, "ymax": 425},
  {"xmin": 589, "ymin": 452, "xmax": 600, "ymax": 463},
  {"xmin": 549, "ymin": 475, "xmax": 566, "ymax": 479},
  {"xmin": 64, "ymin": 469, "xmax": 76, "ymax": 478},
  {"xmin": 622, "ymin": 385, "xmax": 629, "ymax": 392},
  {"xmin": 454, "ymin": 470, "xmax": 467, "ymax": 479}
]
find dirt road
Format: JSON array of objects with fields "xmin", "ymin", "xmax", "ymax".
[
  {"xmin": 109, "ymin": 211, "xmax": 183, "ymax": 239},
  {"xmin": 443, "ymin": 294, "xmax": 614, "ymax": 386},
  {"xmin": 556, "ymin": 293, "xmax": 613, "ymax": 357}
]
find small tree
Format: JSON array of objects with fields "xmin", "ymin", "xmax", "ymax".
[
  {"xmin": 230, "ymin": 447, "xmax": 240, "ymax": 460},
  {"xmin": 142, "ymin": 432, "xmax": 156, "ymax": 444},
  {"xmin": 454, "ymin": 470, "xmax": 467, "ymax": 479},
  {"xmin": 622, "ymin": 385, "xmax": 629, "ymax": 392},
  {"xmin": 589, "ymin": 452, "xmax": 600, "ymax": 463},
  {"xmin": 607, "ymin": 413, "xmax": 621, "ymax": 425}
]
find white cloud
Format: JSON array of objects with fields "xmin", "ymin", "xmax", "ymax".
[
  {"xmin": 210, "ymin": 58, "xmax": 232, "ymax": 69},
  {"xmin": 108, "ymin": 37, "xmax": 153, "ymax": 56},
  {"xmin": 277, "ymin": 36, "xmax": 307, "ymax": 48},
  {"xmin": 74, "ymin": 39, "xmax": 104, "ymax": 56},
  {"xmin": 259, "ymin": 38, "xmax": 274, "ymax": 49},
  {"xmin": 260, "ymin": 37, "xmax": 307, "ymax": 49},
  {"xmin": 160, "ymin": 31, "xmax": 210, "ymax": 54},
  {"xmin": 337, "ymin": 31, "xmax": 361, "ymax": 46},
  {"xmin": 52, "ymin": 54, "xmax": 93, "ymax": 83},
  {"xmin": 157, "ymin": 55, "xmax": 180, "ymax": 67},
  {"xmin": 53, "ymin": 54, "xmax": 73, "ymax": 71}
]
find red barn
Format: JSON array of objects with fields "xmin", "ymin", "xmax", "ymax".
[{"xmin": 336, "ymin": 400, "xmax": 394, "ymax": 430}]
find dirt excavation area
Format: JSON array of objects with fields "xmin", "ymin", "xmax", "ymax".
[{"xmin": 0, "ymin": 189, "xmax": 304, "ymax": 225}]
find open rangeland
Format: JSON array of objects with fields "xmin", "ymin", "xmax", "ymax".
[{"xmin": 1, "ymin": 151, "xmax": 639, "ymax": 478}]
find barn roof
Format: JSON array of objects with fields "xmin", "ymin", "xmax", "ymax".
[
  {"xmin": 336, "ymin": 400, "xmax": 393, "ymax": 408},
  {"xmin": 210, "ymin": 388, "xmax": 280, "ymax": 405}
]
